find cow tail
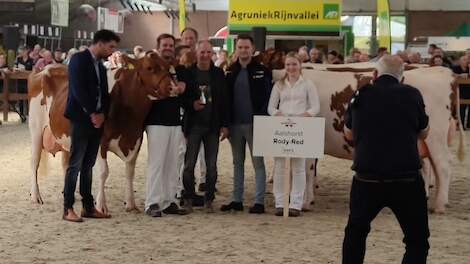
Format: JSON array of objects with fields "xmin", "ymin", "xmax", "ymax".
[
  {"xmin": 38, "ymin": 150, "xmax": 49, "ymax": 178},
  {"xmin": 455, "ymin": 88, "xmax": 466, "ymax": 162}
]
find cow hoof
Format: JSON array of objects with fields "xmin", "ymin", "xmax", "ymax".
[
  {"xmin": 125, "ymin": 206, "xmax": 141, "ymax": 213},
  {"xmin": 429, "ymin": 207, "xmax": 446, "ymax": 215},
  {"xmin": 30, "ymin": 192, "xmax": 44, "ymax": 204}
]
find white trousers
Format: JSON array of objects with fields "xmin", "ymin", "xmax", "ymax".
[
  {"xmin": 273, "ymin": 157, "xmax": 306, "ymax": 210},
  {"xmin": 145, "ymin": 125, "xmax": 183, "ymax": 211}
]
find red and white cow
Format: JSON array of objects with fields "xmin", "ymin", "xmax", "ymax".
[
  {"xmin": 28, "ymin": 53, "xmax": 172, "ymax": 214},
  {"xmin": 274, "ymin": 65, "xmax": 465, "ymax": 214}
]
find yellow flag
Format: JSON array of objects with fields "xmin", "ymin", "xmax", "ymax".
[
  {"xmin": 377, "ymin": 0, "xmax": 391, "ymax": 51},
  {"xmin": 179, "ymin": 0, "xmax": 186, "ymax": 32}
]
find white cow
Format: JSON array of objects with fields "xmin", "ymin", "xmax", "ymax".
[{"xmin": 274, "ymin": 65, "xmax": 465, "ymax": 213}]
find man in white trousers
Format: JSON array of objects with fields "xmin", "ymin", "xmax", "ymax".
[{"xmin": 144, "ymin": 33, "xmax": 194, "ymax": 217}]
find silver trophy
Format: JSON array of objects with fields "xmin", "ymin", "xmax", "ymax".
[{"xmin": 199, "ymin": 84, "xmax": 208, "ymax": 105}]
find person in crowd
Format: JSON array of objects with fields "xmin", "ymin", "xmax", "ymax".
[
  {"xmin": 432, "ymin": 48, "xmax": 452, "ymax": 67},
  {"xmin": 370, "ymin": 47, "xmax": 388, "ymax": 62},
  {"xmin": 267, "ymin": 52, "xmax": 320, "ymax": 217},
  {"xmin": 78, "ymin": 45, "xmax": 88, "ymax": 52},
  {"xmin": 220, "ymin": 34, "xmax": 272, "ymax": 214},
  {"xmin": 14, "ymin": 46, "xmax": 33, "ymax": 122},
  {"xmin": 33, "ymin": 50, "xmax": 54, "ymax": 71},
  {"xmin": 133, "ymin": 45, "xmax": 144, "ymax": 59},
  {"xmin": 428, "ymin": 55, "xmax": 444, "ymax": 67},
  {"xmin": 64, "ymin": 48, "xmax": 78, "ymax": 65},
  {"xmin": 452, "ymin": 55, "xmax": 470, "ymax": 130},
  {"xmin": 62, "ymin": 29, "xmax": 120, "ymax": 222},
  {"xmin": 408, "ymin": 52, "xmax": 422, "ymax": 64},
  {"xmin": 53, "ymin": 49, "xmax": 64, "ymax": 64},
  {"xmin": 144, "ymin": 33, "xmax": 193, "ymax": 217},
  {"xmin": 182, "ymin": 40, "xmax": 229, "ymax": 213},
  {"xmin": 427, "ymin": 44, "xmax": 437, "ymax": 58},
  {"xmin": 181, "ymin": 27, "xmax": 198, "ymax": 51},
  {"xmin": 346, "ymin": 48, "xmax": 361, "ymax": 63},
  {"xmin": 396, "ymin": 51, "xmax": 410, "ymax": 64},
  {"xmin": 342, "ymin": 55, "xmax": 430, "ymax": 263},
  {"xmin": 29, "ymin": 44, "xmax": 41, "ymax": 64},
  {"xmin": 215, "ymin": 49, "xmax": 229, "ymax": 71},
  {"xmin": 359, "ymin": 53, "xmax": 370, "ymax": 62},
  {"xmin": 327, "ymin": 50, "xmax": 341, "ymax": 64},
  {"xmin": 298, "ymin": 48, "xmax": 310, "ymax": 63},
  {"xmin": 309, "ymin": 48, "xmax": 323, "ymax": 64}
]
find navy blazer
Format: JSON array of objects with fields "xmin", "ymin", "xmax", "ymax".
[{"xmin": 64, "ymin": 49, "xmax": 110, "ymax": 126}]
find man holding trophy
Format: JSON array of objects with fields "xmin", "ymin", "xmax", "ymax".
[{"xmin": 182, "ymin": 40, "xmax": 229, "ymax": 213}]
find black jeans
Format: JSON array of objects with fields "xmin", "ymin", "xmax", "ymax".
[
  {"xmin": 183, "ymin": 126, "xmax": 219, "ymax": 202},
  {"xmin": 63, "ymin": 121, "xmax": 102, "ymax": 212},
  {"xmin": 342, "ymin": 176, "xmax": 430, "ymax": 264}
]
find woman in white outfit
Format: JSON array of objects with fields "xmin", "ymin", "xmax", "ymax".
[{"xmin": 267, "ymin": 52, "xmax": 320, "ymax": 217}]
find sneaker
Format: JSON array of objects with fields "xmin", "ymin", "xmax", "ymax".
[
  {"xmin": 163, "ymin": 202, "xmax": 189, "ymax": 215},
  {"xmin": 220, "ymin": 201, "xmax": 244, "ymax": 212},
  {"xmin": 145, "ymin": 204, "xmax": 162, "ymax": 217},
  {"xmin": 249, "ymin": 204, "xmax": 265, "ymax": 214},
  {"xmin": 274, "ymin": 208, "xmax": 284, "ymax": 216},
  {"xmin": 288, "ymin": 208, "xmax": 301, "ymax": 217}
]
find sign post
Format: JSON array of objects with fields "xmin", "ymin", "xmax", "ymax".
[{"xmin": 253, "ymin": 116, "xmax": 325, "ymax": 218}]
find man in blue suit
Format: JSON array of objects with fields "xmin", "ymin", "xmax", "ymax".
[{"xmin": 63, "ymin": 30, "xmax": 120, "ymax": 222}]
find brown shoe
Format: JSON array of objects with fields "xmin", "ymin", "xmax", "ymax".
[
  {"xmin": 63, "ymin": 209, "xmax": 83, "ymax": 222},
  {"xmin": 81, "ymin": 208, "xmax": 111, "ymax": 219}
]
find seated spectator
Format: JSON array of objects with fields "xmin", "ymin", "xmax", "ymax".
[
  {"xmin": 34, "ymin": 50, "xmax": 54, "ymax": 71},
  {"xmin": 53, "ymin": 49, "xmax": 64, "ymax": 64},
  {"xmin": 327, "ymin": 50, "xmax": 340, "ymax": 64},
  {"xmin": 63, "ymin": 48, "xmax": 78, "ymax": 65},
  {"xmin": 408, "ymin": 52, "xmax": 422, "ymax": 64},
  {"xmin": 298, "ymin": 48, "xmax": 310, "ymax": 63},
  {"xmin": 370, "ymin": 47, "xmax": 388, "ymax": 62},
  {"xmin": 15, "ymin": 46, "xmax": 33, "ymax": 70},
  {"xmin": 309, "ymin": 48, "xmax": 323, "ymax": 63},
  {"xmin": 133, "ymin": 45, "xmax": 144, "ymax": 59},
  {"xmin": 432, "ymin": 48, "xmax": 452, "ymax": 67},
  {"xmin": 29, "ymin": 44, "xmax": 42, "ymax": 64},
  {"xmin": 428, "ymin": 55, "xmax": 444, "ymax": 67},
  {"xmin": 359, "ymin": 53, "xmax": 370, "ymax": 62}
]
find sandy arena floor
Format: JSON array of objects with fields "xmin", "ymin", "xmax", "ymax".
[{"xmin": 1, "ymin": 115, "xmax": 469, "ymax": 264}]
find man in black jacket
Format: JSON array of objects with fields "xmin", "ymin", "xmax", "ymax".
[
  {"xmin": 342, "ymin": 55, "xmax": 430, "ymax": 263},
  {"xmin": 220, "ymin": 34, "xmax": 272, "ymax": 214},
  {"xmin": 182, "ymin": 40, "xmax": 229, "ymax": 213},
  {"xmin": 63, "ymin": 29, "xmax": 119, "ymax": 222}
]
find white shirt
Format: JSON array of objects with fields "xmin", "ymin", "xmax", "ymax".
[{"xmin": 268, "ymin": 75, "xmax": 320, "ymax": 117}]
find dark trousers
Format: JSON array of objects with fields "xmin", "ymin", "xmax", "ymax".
[
  {"xmin": 63, "ymin": 121, "xmax": 102, "ymax": 212},
  {"xmin": 460, "ymin": 86, "xmax": 470, "ymax": 129},
  {"xmin": 342, "ymin": 176, "xmax": 430, "ymax": 264},
  {"xmin": 183, "ymin": 126, "xmax": 219, "ymax": 202}
]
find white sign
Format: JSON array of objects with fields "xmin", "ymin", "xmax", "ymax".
[
  {"xmin": 97, "ymin": 7, "xmax": 125, "ymax": 33},
  {"xmin": 253, "ymin": 116, "xmax": 325, "ymax": 159},
  {"xmin": 51, "ymin": 0, "xmax": 69, "ymax": 27},
  {"xmin": 428, "ymin": 37, "xmax": 470, "ymax": 52}
]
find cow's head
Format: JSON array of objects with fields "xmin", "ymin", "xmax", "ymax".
[
  {"xmin": 120, "ymin": 52, "xmax": 172, "ymax": 100},
  {"xmin": 28, "ymin": 64, "xmax": 68, "ymax": 102}
]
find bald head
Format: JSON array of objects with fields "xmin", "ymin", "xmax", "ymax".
[{"xmin": 376, "ymin": 55, "xmax": 404, "ymax": 80}]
